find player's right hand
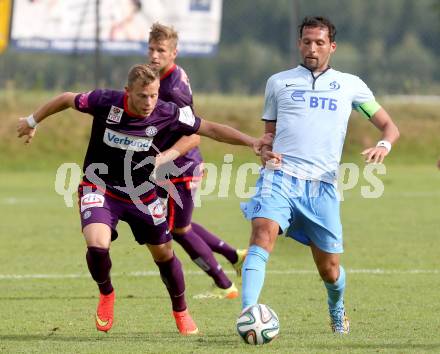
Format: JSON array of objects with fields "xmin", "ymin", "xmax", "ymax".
[
  {"xmin": 261, "ymin": 149, "xmax": 282, "ymax": 169},
  {"xmin": 17, "ymin": 117, "xmax": 36, "ymax": 144},
  {"xmin": 253, "ymin": 133, "xmax": 274, "ymax": 156}
]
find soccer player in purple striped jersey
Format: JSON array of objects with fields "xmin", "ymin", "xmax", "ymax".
[
  {"xmin": 148, "ymin": 23, "xmax": 247, "ymax": 299},
  {"xmin": 17, "ymin": 64, "xmax": 262, "ymax": 335}
]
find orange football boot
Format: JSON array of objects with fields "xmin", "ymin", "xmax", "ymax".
[
  {"xmin": 95, "ymin": 290, "xmax": 115, "ymax": 332},
  {"xmin": 172, "ymin": 308, "xmax": 199, "ymax": 335}
]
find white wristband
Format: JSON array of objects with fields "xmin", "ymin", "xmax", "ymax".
[
  {"xmin": 26, "ymin": 114, "xmax": 38, "ymax": 128},
  {"xmin": 376, "ymin": 140, "xmax": 391, "ymax": 152}
]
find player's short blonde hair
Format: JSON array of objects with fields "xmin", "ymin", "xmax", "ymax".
[
  {"xmin": 127, "ymin": 64, "xmax": 159, "ymax": 87},
  {"xmin": 148, "ymin": 22, "xmax": 178, "ymax": 49}
]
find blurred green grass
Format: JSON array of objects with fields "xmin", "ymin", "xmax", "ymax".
[{"xmin": 0, "ymin": 165, "xmax": 439, "ymax": 353}]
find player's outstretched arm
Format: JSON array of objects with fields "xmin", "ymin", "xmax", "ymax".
[
  {"xmin": 197, "ymin": 119, "xmax": 259, "ymax": 152},
  {"xmin": 155, "ymin": 134, "xmax": 200, "ymax": 167},
  {"xmin": 17, "ymin": 92, "xmax": 77, "ymax": 144},
  {"xmin": 361, "ymin": 107, "xmax": 400, "ymax": 163}
]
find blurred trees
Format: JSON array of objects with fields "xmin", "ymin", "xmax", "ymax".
[{"xmin": 0, "ymin": 0, "xmax": 439, "ymax": 94}]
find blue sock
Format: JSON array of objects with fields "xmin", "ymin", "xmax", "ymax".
[
  {"xmin": 241, "ymin": 245, "xmax": 269, "ymax": 310},
  {"xmin": 324, "ymin": 265, "xmax": 346, "ymax": 310}
]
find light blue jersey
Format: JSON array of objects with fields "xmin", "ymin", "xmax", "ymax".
[
  {"xmin": 240, "ymin": 64, "xmax": 374, "ymax": 312},
  {"xmin": 242, "ymin": 64, "xmax": 381, "ymax": 253},
  {"xmin": 263, "ymin": 65, "xmax": 378, "ymax": 184}
]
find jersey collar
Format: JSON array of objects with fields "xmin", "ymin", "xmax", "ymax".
[
  {"xmin": 299, "ymin": 63, "xmax": 331, "ymax": 76},
  {"xmin": 299, "ymin": 64, "xmax": 332, "ymax": 89},
  {"xmin": 161, "ymin": 64, "xmax": 177, "ymax": 80}
]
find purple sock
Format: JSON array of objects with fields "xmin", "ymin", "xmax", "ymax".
[
  {"xmin": 191, "ymin": 222, "xmax": 238, "ymax": 264},
  {"xmin": 172, "ymin": 229, "xmax": 232, "ymax": 289},
  {"xmin": 155, "ymin": 254, "xmax": 187, "ymax": 312},
  {"xmin": 86, "ymin": 247, "xmax": 114, "ymax": 295}
]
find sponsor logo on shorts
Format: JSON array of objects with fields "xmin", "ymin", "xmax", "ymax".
[
  {"xmin": 103, "ymin": 128, "xmax": 153, "ymax": 151},
  {"xmin": 83, "ymin": 210, "xmax": 92, "ymax": 219},
  {"xmin": 147, "ymin": 199, "xmax": 166, "ymax": 225},
  {"xmin": 253, "ymin": 202, "xmax": 262, "ymax": 214},
  {"xmin": 80, "ymin": 193, "xmax": 105, "ymax": 212},
  {"xmin": 106, "ymin": 105, "xmax": 123, "ymax": 124}
]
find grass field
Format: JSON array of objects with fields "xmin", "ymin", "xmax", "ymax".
[{"xmin": 1, "ymin": 163, "xmax": 440, "ymax": 353}]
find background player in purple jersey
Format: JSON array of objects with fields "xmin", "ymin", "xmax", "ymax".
[
  {"xmin": 17, "ymin": 64, "xmax": 263, "ymax": 335},
  {"xmin": 148, "ymin": 22, "xmax": 247, "ymax": 300}
]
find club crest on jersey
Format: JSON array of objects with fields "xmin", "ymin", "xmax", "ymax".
[
  {"xmin": 106, "ymin": 105, "xmax": 124, "ymax": 124},
  {"xmin": 145, "ymin": 126, "xmax": 158, "ymax": 137},
  {"xmin": 329, "ymin": 81, "xmax": 340, "ymax": 90}
]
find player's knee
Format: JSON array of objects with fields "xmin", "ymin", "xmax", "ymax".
[
  {"xmin": 318, "ymin": 263, "xmax": 339, "ymax": 283},
  {"xmin": 251, "ymin": 225, "xmax": 277, "ymax": 252},
  {"xmin": 148, "ymin": 242, "xmax": 174, "ymax": 262},
  {"xmin": 83, "ymin": 223, "xmax": 112, "ymax": 248},
  {"xmin": 171, "ymin": 225, "xmax": 191, "ymax": 235}
]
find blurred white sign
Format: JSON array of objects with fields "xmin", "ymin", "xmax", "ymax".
[{"xmin": 10, "ymin": 0, "xmax": 222, "ymax": 55}]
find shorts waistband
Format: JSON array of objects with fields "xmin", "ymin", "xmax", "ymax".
[{"xmin": 79, "ymin": 181, "xmax": 157, "ymax": 204}]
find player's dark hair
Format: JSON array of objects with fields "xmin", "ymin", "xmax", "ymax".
[
  {"xmin": 148, "ymin": 22, "xmax": 178, "ymax": 49},
  {"xmin": 298, "ymin": 16, "xmax": 336, "ymax": 42},
  {"xmin": 127, "ymin": 64, "xmax": 159, "ymax": 87}
]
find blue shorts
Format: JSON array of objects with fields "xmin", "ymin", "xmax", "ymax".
[{"xmin": 241, "ymin": 169, "xmax": 343, "ymax": 253}]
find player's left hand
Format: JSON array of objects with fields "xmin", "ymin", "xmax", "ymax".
[
  {"xmin": 152, "ymin": 153, "xmax": 168, "ymax": 182},
  {"xmin": 17, "ymin": 117, "xmax": 36, "ymax": 144},
  {"xmin": 361, "ymin": 146, "xmax": 389, "ymax": 164},
  {"xmin": 253, "ymin": 133, "xmax": 274, "ymax": 156}
]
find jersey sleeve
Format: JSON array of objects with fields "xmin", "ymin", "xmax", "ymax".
[
  {"xmin": 262, "ymin": 75, "xmax": 277, "ymax": 121},
  {"xmin": 351, "ymin": 77, "xmax": 381, "ymax": 119},
  {"xmin": 169, "ymin": 105, "xmax": 201, "ymax": 135},
  {"xmin": 74, "ymin": 89, "xmax": 105, "ymax": 114},
  {"xmin": 168, "ymin": 87, "xmax": 193, "ymax": 108}
]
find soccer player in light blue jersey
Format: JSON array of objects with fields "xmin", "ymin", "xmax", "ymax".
[{"xmin": 240, "ymin": 16, "xmax": 400, "ymax": 334}]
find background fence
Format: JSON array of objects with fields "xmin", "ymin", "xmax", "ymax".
[{"xmin": 1, "ymin": 0, "xmax": 439, "ymax": 95}]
